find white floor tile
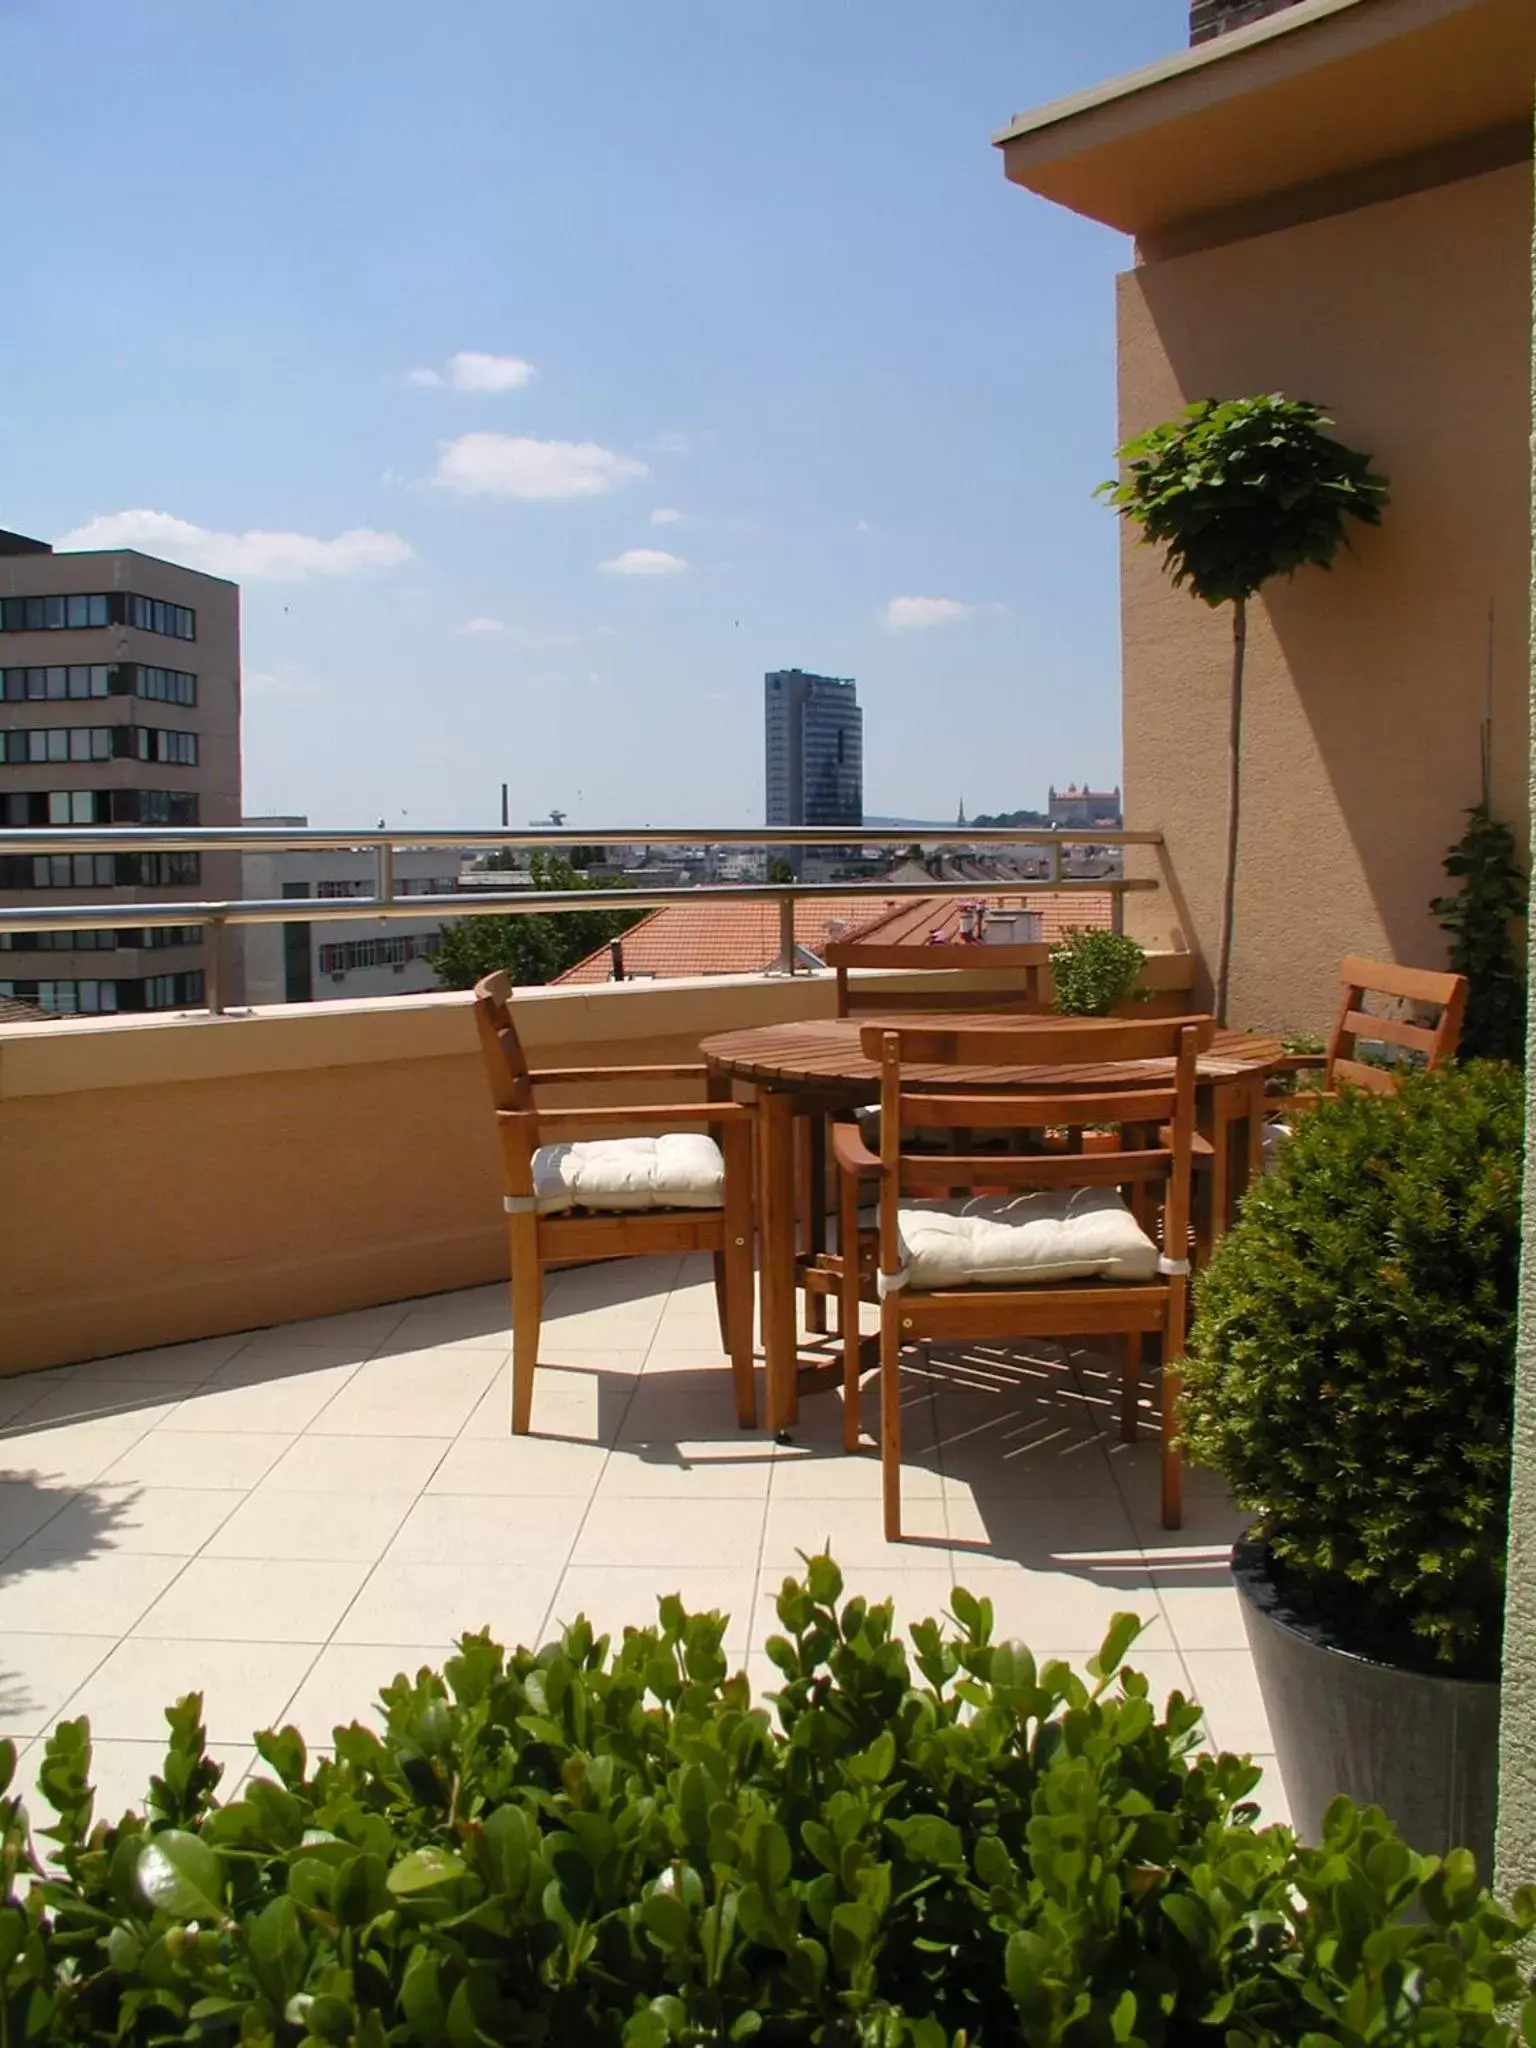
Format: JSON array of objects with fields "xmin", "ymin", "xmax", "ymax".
[
  {"xmin": 0, "ymin": 1634, "xmax": 119, "ymax": 1741},
  {"xmin": 172, "ymin": 1369, "xmax": 359, "ymax": 1436},
  {"xmin": 132, "ymin": 1559, "xmax": 372, "ymax": 1644},
  {"xmin": 332, "ymin": 1562, "xmax": 560, "ymax": 1651},
  {"xmin": 5, "ymin": 1487, "xmax": 239, "ymax": 1563},
  {"xmin": 0, "ymin": 1552, "xmax": 188, "ymax": 1636},
  {"xmin": 85, "ymin": 1337, "xmax": 251, "ymax": 1383},
  {"xmin": 0, "ymin": 1425, "xmax": 157, "ymax": 1490},
  {"xmin": 424, "ymin": 1435, "xmax": 610, "ymax": 1497},
  {"xmin": 596, "ymin": 1441, "xmax": 775, "ymax": 1500},
  {"xmin": 262, "ymin": 1434, "xmax": 453, "ymax": 1495},
  {"xmin": 100, "ymin": 1431, "xmax": 296, "ymax": 1492},
  {"xmin": 12, "ymin": 1384, "xmax": 188, "ymax": 1433},
  {"xmin": 944, "ymin": 1566, "xmax": 1163, "ymax": 1655},
  {"xmin": 203, "ymin": 1490, "xmax": 417, "ymax": 1563},
  {"xmin": 760, "ymin": 1495, "xmax": 949, "ymax": 1571},
  {"xmin": 770, "ymin": 1447, "xmax": 943, "ymax": 1502},
  {"xmin": 0, "ymin": 1477, "xmax": 81, "ymax": 1558},
  {"xmin": 1182, "ymin": 1649, "xmax": 1276, "ymax": 1755},
  {"xmin": 384, "ymin": 1493, "xmax": 586, "ymax": 1567},
  {"xmin": 57, "ymin": 1637, "xmax": 321, "ymax": 1744},
  {"xmin": 571, "ymin": 1497, "xmax": 765, "ymax": 1571}
]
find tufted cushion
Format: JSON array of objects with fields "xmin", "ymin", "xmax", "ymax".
[
  {"xmin": 896, "ymin": 1188, "xmax": 1158, "ymax": 1289},
  {"xmin": 532, "ymin": 1134, "xmax": 725, "ymax": 1215}
]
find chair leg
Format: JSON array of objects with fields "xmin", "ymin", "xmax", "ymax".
[
  {"xmin": 881, "ymin": 1307, "xmax": 904, "ymax": 1543},
  {"xmin": 720, "ymin": 1120, "xmax": 757, "ymax": 1430},
  {"xmin": 839, "ymin": 1164, "xmax": 864, "ymax": 1453},
  {"xmin": 508, "ymin": 1217, "xmax": 541, "ymax": 1435},
  {"xmin": 1120, "ymin": 1331, "xmax": 1140, "ymax": 1444},
  {"xmin": 712, "ymin": 1250, "xmax": 731, "ymax": 1352},
  {"xmin": 804, "ymin": 1114, "xmax": 828, "ymax": 1335},
  {"xmin": 1161, "ymin": 1295, "xmax": 1186, "ymax": 1530}
]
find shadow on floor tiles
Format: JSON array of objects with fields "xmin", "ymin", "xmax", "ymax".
[{"xmin": 0, "ymin": 1472, "xmax": 141, "ymax": 1718}]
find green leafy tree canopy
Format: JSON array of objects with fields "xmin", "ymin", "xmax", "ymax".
[{"xmin": 433, "ymin": 854, "xmax": 641, "ymax": 991}]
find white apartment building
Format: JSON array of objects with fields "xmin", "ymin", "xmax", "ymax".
[{"xmin": 241, "ymin": 823, "xmax": 460, "ymax": 1005}]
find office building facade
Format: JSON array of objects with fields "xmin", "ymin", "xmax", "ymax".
[
  {"xmin": 764, "ymin": 669, "xmax": 863, "ymax": 863},
  {"xmin": 0, "ymin": 531, "xmax": 241, "ymax": 1013},
  {"xmin": 241, "ymin": 827, "xmax": 456, "ymax": 1005}
]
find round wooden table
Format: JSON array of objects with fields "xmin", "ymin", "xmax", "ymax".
[{"xmin": 700, "ymin": 1015, "xmax": 1284, "ymax": 1433}]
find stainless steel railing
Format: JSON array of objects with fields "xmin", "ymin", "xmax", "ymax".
[{"xmin": 0, "ymin": 822, "xmax": 1158, "ymax": 1015}]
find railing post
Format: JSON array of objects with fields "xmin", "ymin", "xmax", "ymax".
[
  {"xmin": 375, "ymin": 841, "xmax": 395, "ymax": 906},
  {"xmin": 776, "ymin": 894, "xmax": 797, "ymax": 975},
  {"xmin": 1111, "ymin": 889, "xmax": 1125, "ymax": 936},
  {"xmin": 1049, "ymin": 838, "xmax": 1063, "ymax": 887},
  {"xmin": 206, "ymin": 918, "xmax": 227, "ymax": 1017}
]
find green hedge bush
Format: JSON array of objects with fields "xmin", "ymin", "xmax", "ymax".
[
  {"xmin": 1182, "ymin": 1060, "xmax": 1522, "ymax": 1675},
  {"xmin": 1049, "ymin": 930, "xmax": 1147, "ymax": 1016},
  {"xmin": 2, "ymin": 1560, "xmax": 1531, "ymax": 2046}
]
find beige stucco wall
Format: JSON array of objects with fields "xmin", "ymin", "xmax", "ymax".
[
  {"xmin": 0, "ymin": 953, "xmax": 1195, "ymax": 1376},
  {"xmin": 1494, "ymin": 152, "xmax": 1535, "ymax": 1902},
  {"xmin": 1118, "ymin": 159, "xmax": 1533, "ymax": 1033}
]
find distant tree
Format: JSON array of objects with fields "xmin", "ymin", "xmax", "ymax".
[
  {"xmin": 433, "ymin": 854, "xmax": 640, "ymax": 990},
  {"xmin": 970, "ymin": 810, "xmax": 1050, "ymax": 831},
  {"xmin": 1099, "ymin": 395, "xmax": 1387, "ymax": 1020},
  {"xmin": 768, "ymin": 858, "xmax": 795, "ymax": 885},
  {"xmin": 485, "ymin": 848, "xmax": 520, "ymax": 872}
]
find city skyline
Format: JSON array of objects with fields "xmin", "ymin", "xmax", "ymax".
[{"xmin": 0, "ymin": 1, "xmax": 1187, "ymax": 831}]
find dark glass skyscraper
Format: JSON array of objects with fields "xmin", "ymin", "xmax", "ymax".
[{"xmin": 764, "ymin": 670, "xmax": 862, "ymax": 868}]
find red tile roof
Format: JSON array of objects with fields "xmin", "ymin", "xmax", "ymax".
[
  {"xmin": 553, "ymin": 892, "xmax": 1112, "ymax": 984},
  {"xmin": 0, "ymin": 994, "xmax": 59, "ymax": 1023},
  {"xmin": 835, "ymin": 892, "xmax": 1114, "ymax": 949}
]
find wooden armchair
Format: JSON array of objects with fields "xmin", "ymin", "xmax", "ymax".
[
  {"xmin": 1276, "ymin": 955, "xmax": 1468, "ymax": 1111},
  {"xmin": 833, "ymin": 1017, "xmax": 1206, "ymax": 1536},
  {"xmin": 472, "ymin": 972, "xmax": 757, "ymax": 1435},
  {"xmin": 826, "ymin": 938, "xmax": 1052, "ymax": 1016}
]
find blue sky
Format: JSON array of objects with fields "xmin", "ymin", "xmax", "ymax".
[{"xmin": 2, "ymin": 0, "xmax": 1187, "ymax": 830}]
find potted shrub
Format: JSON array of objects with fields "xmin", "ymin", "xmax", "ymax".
[
  {"xmin": 1049, "ymin": 927, "xmax": 1146, "ymax": 1016},
  {"xmin": 3, "ymin": 1559, "xmax": 1533, "ymax": 2042},
  {"xmin": 1181, "ymin": 1061, "xmax": 1521, "ymax": 1867}
]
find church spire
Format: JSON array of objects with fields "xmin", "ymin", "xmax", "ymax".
[{"xmin": 956, "ymin": 795, "xmax": 967, "ymax": 827}]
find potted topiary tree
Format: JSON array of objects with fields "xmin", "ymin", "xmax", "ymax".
[
  {"xmin": 1098, "ymin": 395, "xmax": 1388, "ymax": 1020},
  {"xmin": 1049, "ymin": 927, "xmax": 1146, "ymax": 1016},
  {"xmin": 1180, "ymin": 1061, "xmax": 1521, "ymax": 1869}
]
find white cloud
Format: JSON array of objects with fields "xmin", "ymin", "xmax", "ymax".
[
  {"xmin": 883, "ymin": 595, "xmax": 982, "ymax": 632},
  {"xmin": 409, "ymin": 351, "xmax": 536, "ymax": 391},
  {"xmin": 458, "ymin": 616, "xmax": 505, "ymax": 634},
  {"xmin": 649, "ymin": 506, "xmax": 683, "ymax": 525},
  {"xmin": 54, "ymin": 510, "xmax": 413, "ymax": 582},
  {"xmin": 599, "ymin": 548, "xmax": 688, "ymax": 577},
  {"xmin": 434, "ymin": 433, "xmax": 646, "ymax": 499}
]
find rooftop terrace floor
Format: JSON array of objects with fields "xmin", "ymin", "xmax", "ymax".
[{"xmin": 0, "ymin": 1256, "xmax": 1285, "ymax": 1827}]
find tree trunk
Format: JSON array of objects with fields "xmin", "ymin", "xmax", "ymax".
[{"xmin": 1215, "ymin": 595, "xmax": 1247, "ymax": 1024}]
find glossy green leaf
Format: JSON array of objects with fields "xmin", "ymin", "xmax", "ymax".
[{"xmin": 136, "ymin": 1830, "xmax": 225, "ymax": 1921}]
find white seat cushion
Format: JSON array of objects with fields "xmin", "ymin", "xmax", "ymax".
[
  {"xmin": 532, "ymin": 1134, "xmax": 725, "ymax": 1215},
  {"xmin": 896, "ymin": 1188, "xmax": 1159, "ymax": 1289}
]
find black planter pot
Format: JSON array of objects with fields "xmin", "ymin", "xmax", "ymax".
[{"xmin": 1232, "ymin": 1536, "xmax": 1499, "ymax": 1867}]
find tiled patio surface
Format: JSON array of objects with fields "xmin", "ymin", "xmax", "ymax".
[{"xmin": 0, "ymin": 1255, "xmax": 1284, "ymax": 1828}]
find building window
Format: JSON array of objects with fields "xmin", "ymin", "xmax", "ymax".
[
  {"xmin": 130, "ymin": 665, "xmax": 198, "ymax": 706},
  {"xmin": 0, "ymin": 665, "xmax": 113, "ymax": 701},
  {"xmin": 0, "ymin": 726, "xmax": 197, "ymax": 766},
  {"xmin": 0, "ymin": 789, "xmax": 200, "ymax": 828},
  {"xmin": 0, "ymin": 595, "xmax": 110, "ymax": 632},
  {"xmin": 316, "ymin": 879, "xmax": 371, "ymax": 899},
  {"xmin": 0, "ymin": 925, "xmax": 204, "ymax": 953},
  {"xmin": 125, "ymin": 595, "xmax": 196, "ymax": 641},
  {"xmin": 317, "ymin": 933, "xmax": 442, "ymax": 975},
  {"xmin": 0, "ymin": 594, "xmax": 196, "ymax": 640},
  {"xmin": 0, "ymin": 852, "xmax": 200, "ymax": 889},
  {"xmin": 0, "ymin": 971, "xmax": 205, "ymax": 1013}
]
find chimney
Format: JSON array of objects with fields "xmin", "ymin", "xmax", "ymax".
[{"xmin": 1190, "ymin": 0, "xmax": 1303, "ymax": 44}]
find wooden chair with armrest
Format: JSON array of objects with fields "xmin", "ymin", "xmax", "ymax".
[
  {"xmin": 1272, "ymin": 955, "xmax": 1468, "ymax": 1112},
  {"xmin": 832, "ymin": 1015, "xmax": 1211, "ymax": 1535},
  {"xmin": 798, "ymin": 938, "xmax": 1055, "ymax": 1340},
  {"xmin": 472, "ymin": 971, "xmax": 757, "ymax": 1435}
]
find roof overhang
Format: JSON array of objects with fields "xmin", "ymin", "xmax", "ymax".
[{"xmin": 994, "ymin": 0, "xmax": 1536, "ymax": 253}]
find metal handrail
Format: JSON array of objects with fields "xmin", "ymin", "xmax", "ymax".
[{"xmin": 0, "ymin": 821, "xmax": 1155, "ymax": 1015}]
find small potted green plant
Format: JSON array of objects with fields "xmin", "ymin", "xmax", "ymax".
[
  {"xmin": 1049, "ymin": 927, "xmax": 1147, "ymax": 1016},
  {"xmin": 1181, "ymin": 1061, "xmax": 1521, "ymax": 1868}
]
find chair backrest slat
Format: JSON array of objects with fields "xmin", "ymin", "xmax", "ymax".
[
  {"xmin": 860, "ymin": 1015, "xmax": 1215, "ymax": 1068},
  {"xmin": 1326, "ymin": 957, "xmax": 1467, "ymax": 1095},
  {"xmin": 472, "ymin": 970, "xmax": 535, "ymax": 1113},
  {"xmin": 829, "ymin": 940, "xmax": 1051, "ymax": 1017},
  {"xmin": 900, "ymin": 1149, "xmax": 1173, "ymax": 1193},
  {"xmin": 899, "ymin": 1085, "xmax": 1176, "ymax": 1130}
]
